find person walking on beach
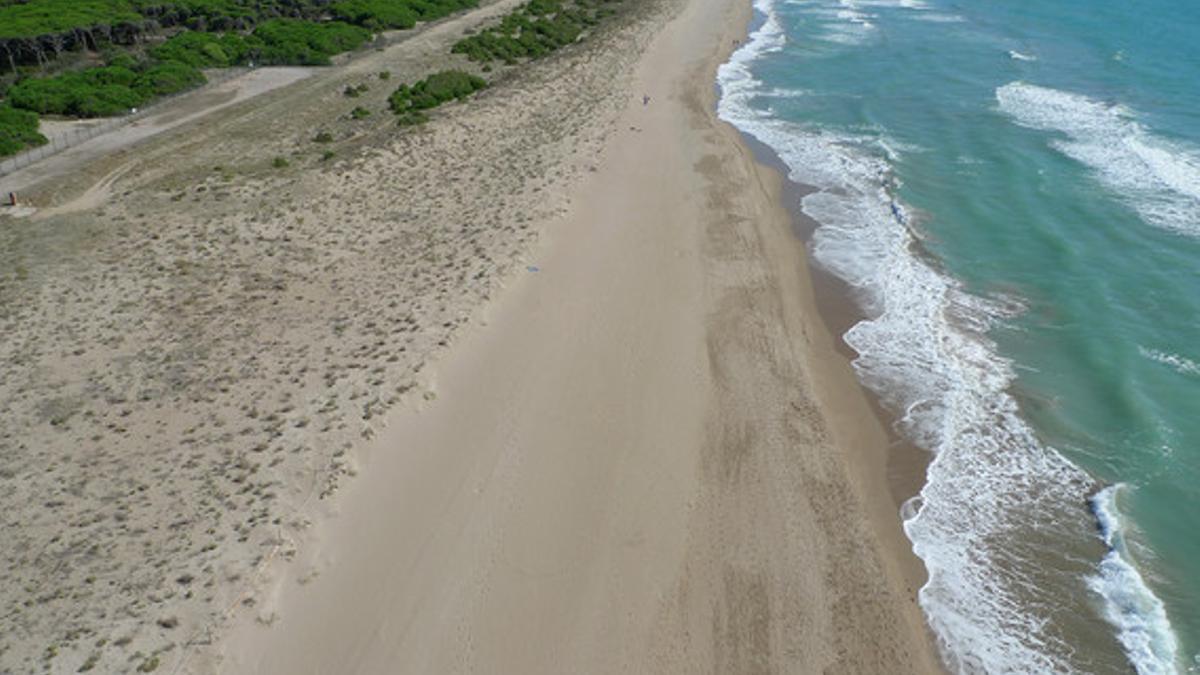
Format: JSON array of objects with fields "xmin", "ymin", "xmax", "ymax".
[{"xmin": 643, "ymin": 94, "xmax": 651, "ymax": 106}]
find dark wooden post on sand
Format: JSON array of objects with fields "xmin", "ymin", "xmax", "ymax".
[{"xmin": 6, "ymin": 192, "xmax": 15, "ymax": 207}]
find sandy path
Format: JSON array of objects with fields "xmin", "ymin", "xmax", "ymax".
[
  {"xmin": 220, "ymin": 0, "xmax": 941, "ymax": 671},
  {"xmin": 0, "ymin": 68, "xmax": 313, "ymax": 195},
  {"xmin": 0, "ymin": 0, "xmax": 527, "ymax": 199}
]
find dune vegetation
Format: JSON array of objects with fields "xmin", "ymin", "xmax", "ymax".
[
  {"xmin": 0, "ymin": 103, "xmax": 47, "ymax": 156},
  {"xmin": 7, "ymin": 60, "xmax": 206, "ymax": 117},
  {"xmin": 0, "ymin": 0, "xmax": 627, "ymax": 158},
  {"xmin": 451, "ymin": 0, "xmax": 620, "ymax": 64},
  {"xmin": 0, "ymin": 0, "xmax": 481, "ymax": 156},
  {"xmin": 388, "ymin": 69, "xmax": 487, "ymax": 126}
]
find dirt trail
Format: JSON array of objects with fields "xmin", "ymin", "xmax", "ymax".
[
  {"xmin": 0, "ymin": 0, "xmax": 526, "ymax": 202},
  {"xmin": 0, "ymin": 68, "xmax": 313, "ymax": 197}
]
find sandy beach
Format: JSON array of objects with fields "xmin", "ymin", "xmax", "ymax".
[
  {"xmin": 221, "ymin": 0, "xmax": 939, "ymax": 671},
  {"xmin": 1, "ymin": 0, "xmax": 940, "ymax": 672}
]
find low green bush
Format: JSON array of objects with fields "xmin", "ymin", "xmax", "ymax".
[
  {"xmin": 451, "ymin": 0, "xmax": 615, "ymax": 63},
  {"xmin": 388, "ymin": 70, "xmax": 486, "ymax": 117},
  {"xmin": 9, "ymin": 66, "xmax": 138, "ymax": 117},
  {"xmin": 250, "ymin": 19, "xmax": 371, "ymax": 66},
  {"xmin": 135, "ymin": 61, "xmax": 207, "ymax": 97},
  {"xmin": 395, "ymin": 110, "xmax": 428, "ymax": 127},
  {"xmin": 330, "ymin": 0, "xmax": 478, "ymax": 31},
  {"xmin": 7, "ymin": 62, "xmax": 206, "ymax": 117},
  {"xmin": 0, "ymin": 0, "xmax": 141, "ymax": 41},
  {"xmin": 0, "ymin": 104, "xmax": 47, "ymax": 157},
  {"xmin": 151, "ymin": 31, "xmax": 252, "ymax": 69},
  {"xmin": 331, "ymin": 0, "xmax": 418, "ymax": 30}
]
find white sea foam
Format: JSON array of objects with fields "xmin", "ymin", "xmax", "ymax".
[
  {"xmin": 784, "ymin": 0, "xmax": 877, "ymax": 45},
  {"xmin": 761, "ymin": 86, "xmax": 811, "ymax": 99},
  {"xmin": 1008, "ymin": 50, "xmax": 1037, "ymax": 61},
  {"xmin": 855, "ymin": 0, "xmax": 967, "ymax": 22},
  {"xmin": 719, "ymin": 4, "xmax": 1179, "ymax": 673},
  {"xmin": 913, "ymin": 12, "xmax": 965, "ymax": 23},
  {"xmin": 791, "ymin": 0, "xmax": 954, "ymax": 45},
  {"xmin": 1089, "ymin": 486, "xmax": 1181, "ymax": 674},
  {"xmin": 996, "ymin": 82, "xmax": 1200, "ymax": 237},
  {"xmin": 1139, "ymin": 346, "xmax": 1200, "ymax": 377},
  {"xmin": 853, "ymin": 0, "xmax": 930, "ymax": 9}
]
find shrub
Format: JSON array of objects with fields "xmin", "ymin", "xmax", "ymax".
[
  {"xmin": 0, "ymin": 104, "xmax": 47, "ymax": 157},
  {"xmin": 0, "ymin": 0, "xmax": 485, "ymax": 74},
  {"xmin": 152, "ymin": 31, "xmax": 251, "ymax": 69},
  {"xmin": 378, "ymin": 70, "xmax": 391, "ymax": 80},
  {"xmin": 10, "ymin": 68, "xmax": 141, "ymax": 117},
  {"xmin": 8, "ymin": 62, "xmax": 205, "ymax": 117},
  {"xmin": 106, "ymin": 53, "xmax": 139, "ymax": 71},
  {"xmin": 331, "ymin": 0, "xmax": 418, "ymax": 30},
  {"xmin": 451, "ymin": 0, "xmax": 610, "ymax": 63},
  {"xmin": 0, "ymin": 1, "xmax": 142, "ymax": 41},
  {"xmin": 134, "ymin": 61, "xmax": 207, "ymax": 98},
  {"xmin": 313, "ymin": 130, "xmax": 334, "ymax": 143},
  {"xmin": 396, "ymin": 110, "xmax": 428, "ymax": 127},
  {"xmin": 250, "ymin": 19, "xmax": 372, "ymax": 66},
  {"xmin": 330, "ymin": 0, "xmax": 478, "ymax": 31},
  {"xmin": 272, "ymin": 156, "xmax": 289, "ymax": 168},
  {"xmin": 350, "ymin": 106, "xmax": 371, "ymax": 119},
  {"xmin": 388, "ymin": 70, "xmax": 486, "ymax": 117}
]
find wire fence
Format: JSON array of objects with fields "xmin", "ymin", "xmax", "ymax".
[
  {"xmin": 0, "ymin": 24, "xmax": 422, "ymax": 183},
  {"xmin": 0, "ymin": 67, "xmax": 250, "ymax": 180}
]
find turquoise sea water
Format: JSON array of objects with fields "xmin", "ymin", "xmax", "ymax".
[{"xmin": 718, "ymin": 0, "xmax": 1200, "ymax": 672}]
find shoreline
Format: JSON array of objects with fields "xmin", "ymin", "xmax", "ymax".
[
  {"xmin": 715, "ymin": 3, "xmax": 940, "ymax": 659},
  {"xmin": 216, "ymin": 0, "xmax": 942, "ymax": 670},
  {"xmin": 708, "ymin": 14, "xmax": 941, "ymax": 665},
  {"xmin": 713, "ymin": 2, "xmax": 1184, "ymax": 671},
  {"xmin": 736, "ymin": 128, "xmax": 934, "ymax": 516}
]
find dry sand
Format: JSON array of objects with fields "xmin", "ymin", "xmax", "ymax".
[
  {"xmin": 220, "ymin": 0, "xmax": 941, "ymax": 672},
  {"xmin": 0, "ymin": 0, "xmax": 941, "ymax": 672},
  {"xmin": 0, "ymin": 0, "xmax": 628, "ymax": 670}
]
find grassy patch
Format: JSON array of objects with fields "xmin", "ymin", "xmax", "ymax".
[{"xmin": 451, "ymin": 0, "xmax": 620, "ymax": 64}]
